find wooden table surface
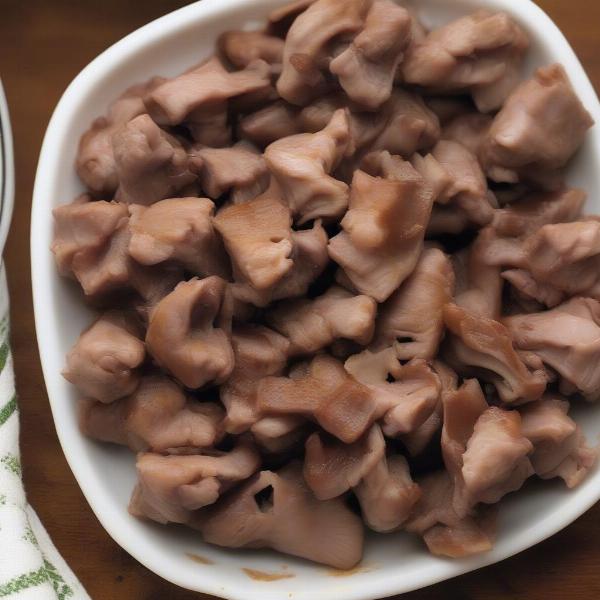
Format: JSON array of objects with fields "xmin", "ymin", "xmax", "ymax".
[{"xmin": 1, "ymin": 1, "xmax": 600, "ymax": 598}]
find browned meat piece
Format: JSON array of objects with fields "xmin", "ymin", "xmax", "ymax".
[
  {"xmin": 345, "ymin": 348, "xmax": 441, "ymax": 437},
  {"xmin": 329, "ymin": 1, "xmax": 412, "ymax": 110},
  {"xmin": 483, "ymin": 64, "xmax": 594, "ymax": 182},
  {"xmin": 462, "ymin": 408, "xmax": 533, "ymax": 504},
  {"xmin": 129, "ymin": 441, "xmax": 260, "ymax": 525},
  {"xmin": 76, "ymin": 78, "xmax": 163, "ymax": 196},
  {"xmin": 112, "ymin": 114, "xmax": 196, "ymax": 205},
  {"xmin": 304, "ymin": 425, "xmax": 384, "ymax": 500},
  {"xmin": 218, "ymin": 30, "xmax": 284, "ymax": 70},
  {"xmin": 453, "ymin": 228, "xmax": 503, "ymax": 319},
  {"xmin": 519, "ymin": 396, "xmax": 597, "ymax": 487},
  {"xmin": 329, "ymin": 154, "xmax": 433, "ymax": 302},
  {"xmin": 128, "ymin": 197, "xmax": 229, "ymax": 278},
  {"xmin": 264, "ymin": 109, "xmax": 352, "ymax": 224},
  {"xmin": 213, "ymin": 193, "xmax": 293, "ymax": 290},
  {"xmin": 238, "ymin": 101, "xmax": 302, "ymax": 147},
  {"xmin": 189, "ymin": 143, "xmax": 269, "ymax": 204},
  {"xmin": 52, "ymin": 198, "xmax": 128, "ymax": 279},
  {"xmin": 371, "ymin": 247, "xmax": 455, "ymax": 359},
  {"xmin": 426, "ymin": 205, "xmax": 471, "ymax": 235},
  {"xmin": 355, "ymin": 452, "xmax": 421, "ymax": 532},
  {"xmin": 410, "ymin": 153, "xmax": 453, "ymax": 203},
  {"xmin": 145, "ymin": 57, "xmax": 271, "ymax": 145},
  {"xmin": 268, "ymin": 285, "xmax": 376, "ymax": 355},
  {"xmin": 402, "ymin": 11, "xmax": 529, "ymax": 112},
  {"xmin": 257, "ymin": 354, "xmax": 378, "ymax": 443},
  {"xmin": 491, "ymin": 187, "xmax": 586, "ymax": 238},
  {"xmin": 79, "ymin": 374, "xmax": 223, "ymax": 451},
  {"xmin": 251, "ymin": 415, "xmax": 308, "ymax": 453},
  {"xmin": 276, "ymin": 0, "xmax": 369, "ymax": 105},
  {"xmin": 442, "ymin": 113, "xmax": 492, "ymax": 156},
  {"xmin": 63, "ymin": 310, "xmax": 145, "ymax": 403},
  {"xmin": 198, "ymin": 462, "xmax": 364, "ymax": 569},
  {"xmin": 145, "ymin": 277, "xmax": 234, "ymax": 389},
  {"xmin": 221, "ymin": 325, "xmax": 290, "ymax": 434},
  {"xmin": 431, "ymin": 140, "xmax": 495, "ymax": 226},
  {"xmin": 505, "ymin": 298, "xmax": 600, "ymax": 400},
  {"xmin": 443, "ymin": 303, "xmax": 547, "ymax": 403}
]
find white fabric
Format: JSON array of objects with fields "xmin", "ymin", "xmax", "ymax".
[{"xmin": 0, "ymin": 264, "xmax": 90, "ymax": 599}]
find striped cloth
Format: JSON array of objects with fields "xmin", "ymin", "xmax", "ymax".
[{"xmin": 0, "ymin": 264, "xmax": 89, "ymax": 599}]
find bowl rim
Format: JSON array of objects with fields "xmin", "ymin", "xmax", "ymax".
[
  {"xmin": 0, "ymin": 80, "xmax": 15, "ymax": 258},
  {"xmin": 31, "ymin": 1, "xmax": 600, "ymax": 599}
]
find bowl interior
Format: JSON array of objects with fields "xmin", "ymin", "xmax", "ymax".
[{"xmin": 31, "ymin": 1, "xmax": 600, "ymax": 599}]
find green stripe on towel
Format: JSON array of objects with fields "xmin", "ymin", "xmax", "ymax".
[{"xmin": 0, "ymin": 393, "xmax": 16, "ymax": 426}]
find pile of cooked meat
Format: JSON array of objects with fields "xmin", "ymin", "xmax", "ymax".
[{"xmin": 51, "ymin": 0, "xmax": 598, "ymax": 568}]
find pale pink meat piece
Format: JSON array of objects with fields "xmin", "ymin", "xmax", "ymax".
[
  {"xmin": 112, "ymin": 114, "xmax": 196, "ymax": 205},
  {"xmin": 63, "ymin": 310, "xmax": 145, "ymax": 403},
  {"xmin": 198, "ymin": 462, "xmax": 364, "ymax": 569},
  {"xmin": 145, "ymin": 277, "xmax": 234, "ymax": 389},
  {"xmin": 442, "ymin": 112, "xmax": 493, "ymax": 156},
  {"xmin": 250, "ymin": 415, "xmax": 308, "ymax": 453},
  {"xmin": 257, "ymin": 353, "xmax": 378, "ymax": 443},
  {"xmin": 76, "ymin": 78, "xmax": 163, "ymax": 196},
  {"xmin": 431, "ymin": 140, "xmax": 495, "ymax": 226},
  {"xmin": 268, "ymin": 0, "xmax": 315, "ymax": 29},
  {"xmin": 267, "ymin": 285, "xmax": 376, "ymax": 355},
  {"xmin": 303, "ymin": 424, "xmax": 384, "ymax": 500},
  {"xmin": 145, "ymin": 56, "xmax": 271, "ymax": 145},
  {"xmin": 79, "ymin": 374, "xmax": 224, "ymax": 451},
  {"xmin": 371, "ymin": 247, "xmax": 455, "ymax": 359},
  {"xmin": 264, "ymin": 109, "xmax": 352, "ymax": 224},
  {"xmin": 329, "ymin": 1, "xmax": 412, "ymax": 110},
  {"xmin": 213, "ymin": 193, "xmax": 294, "ymax": 290},
  {"xmin": 345, "ymin": 347, "xmax": 441, "ymax": 437},
  {"xmin": 128, "ymin": 197, "xmax": 230, "ymax": 278},
  {"xmin": 504, "ymin": 298, "xmax": 600, "ymax": 400},
  {"xmin": 443, "ymin": 303, "xmax": 547, "ymax": 403},
  {"xmin": 221, "ymin": 325, "xmax": 290, "ymax": 434},
  {"xmin": 189, "ymin": 143, "xmax": 269, "ymax": 204},
  {"xmin": 276, "ymin": 0, "xmax": 370, "ymax": 105},
  {"xmin": 329, "ymin": 154, "xmax": 433, "ymax": 302},
  {"xmin": 483, "ymin": 64, "xmax": 594, "ymax": 182},
  {"xmin": 502, "ymin": 269, "xmax": 565, "ymax": 309},
  {"xmin": 129, "ymin": 441, "xmax": 261, "ymax": 524},
  {"xmin": 402, "ymin": 11, "xmax": 529, "ymax": 111},
  {"xmin": 238, "ymin": 101, "xmax": 302, "ymax": 148},
  {"xmin": 218, "ymin": 30, "xmax": 284, "ymax": 70}
]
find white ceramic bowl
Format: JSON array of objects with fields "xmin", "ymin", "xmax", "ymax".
[
  {"xmin": 0, "ymin": 80, "xmax": 14, "ymax": 258},
  {"xmin": 31, "ymin": 1, "xmax": 600, "ymax": 599}
]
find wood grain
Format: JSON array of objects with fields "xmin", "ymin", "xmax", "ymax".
[{"xmin": 1, "ymin": 1, "xmax": 599, "ymax": 598}]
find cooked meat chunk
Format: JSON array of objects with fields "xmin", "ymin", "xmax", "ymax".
[
  {"xmin": 329, "ymin": 154, "xmax": 433, "ymax": 302},
  {"xmin": 502, "ymin": 269, "xmax": 565, "ymax": 309},
  {"xmin": 145, "ymin": 277, "xmax": 234, "ymax": 389},
  {"xmin": 402, "ymin": 11, "xmax": 529, "ymax": 111},
  {"xmin": 112, "ymin": 114, "xmax": 196, "ymax": 205},
  {"xmin": 483, "ymin": 64, "xmax": 594, "ymax": 182},
  {"xmin": 198, "ymin": 462, "xmax": 364, "ymax": 569},
  {"xmin": 129, "ymin": 441, "xmax": 260, "ymax": 525},
  {"xmin": 443, "ymin": 303, "xmax": 547, "ymax": 403},
  {"xmin": 213, "ymin": 193, "xmax": 293, "ymax": 290},
  {"xmin": 505, "ymin": 298, "xmax": 600, "ymax": 400},
  {"xmin": 431, "ymin": 140, "xmax": 495, "ymax": 226},
  {"xmin": 251, "ymin": 415, "xmax": 308, "ymax": 453},
  {"xmin": 145, "ymin": 56, "xmax": 271, "ymax": 145},
  {"xmin": 63, "ymin": 310, "xmax": 145, "ymax": 403},
  {"xmin": 303, "ymin": 425, "xmax": 384, "ymax": 500},
  {"xmin": 79, "ymin": 374, "xmax": 223, "ymax": 451},
  {"xmin": 221, "ymin": 325, "xmax": 290, "ymax": 434},
  {"xmin": 329, "ymin": 1, "xmax": 412, "ymax": 110},
  {"xmin": 268, "ymin": 285, "xmax": 376, "ymax": 355},
  {"xmin": 128, "ymin": 197, "xmax": 229, "ymax": 277},
  {"xmin": 218, "ymin": 30, "xmax": 284, "ymax": 70},
  {"xmin": 189, "ymin": 143, "xmax": 269, "ymax": 204},
  {"xmin": 265, "ymin": 109, "xmax": 352, "ymax": 224},
  {"xmin": 442, "ymin": 113, "xmax": 492, "ymax": 156},
  {"xmin": 76, "ymin": 78, "xmax": 163, "ymax": 196},
  {"xmin": 371, "ymin": 247, "xmax": 454, "ymax": 359},
  {"xmin": 345, "ymin": 348, "xmax": 441, "ymax": 437},
  {"xmin": 257, "ymin": 354, "xmax": 378, "ymax": 443},
  {"xmin": 277, "ymin": 0, "xmax": 369, "ymax": 105},
  {"xmin": 238, "ymin": 101, "xmax": 302, "ymax": 148}
]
